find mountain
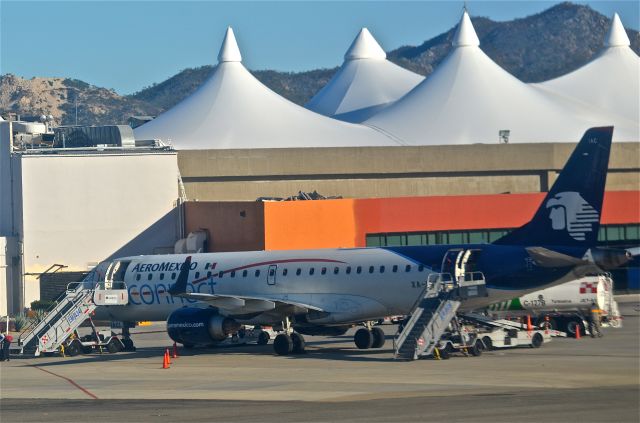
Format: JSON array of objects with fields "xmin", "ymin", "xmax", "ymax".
[{"xmin": 1, "ymin": 2, "xmax": 638, "ymax": 126}]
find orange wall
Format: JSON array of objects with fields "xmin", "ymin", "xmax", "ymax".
[{"xmin": 264, "ymin": 191, "xmax": 639, "ymax": 250}]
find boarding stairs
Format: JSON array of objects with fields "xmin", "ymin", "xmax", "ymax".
[
  {"xmin": 17, "ymin": 280, "xmax": 128, "ymax": 356},
  {"xmin": 393, "ymin": 249, "xmax": 486, "ymax": 360}
]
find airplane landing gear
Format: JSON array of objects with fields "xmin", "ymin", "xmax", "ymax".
[
  {"xmin": 273, "ymin": 317, "xmax": 306, "ymax": 355},
  {"xmin": 354, "ymin": 324, "xmax": 386, "ymax": 349}
]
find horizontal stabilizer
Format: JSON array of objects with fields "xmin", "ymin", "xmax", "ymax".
[{"xmin": 526, "ymin": 247, "xmax": 588, "ymax": 268}]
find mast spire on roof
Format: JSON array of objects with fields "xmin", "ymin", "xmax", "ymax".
[
  {"xmin": 218, "ymin": 26, "xmax": 242, "ymax": 63},
  {"xmin": 605, "ymin": 13, "xmax": 630, "ymax": 48},
  {"xmin": 344, "ymin": 28, "xmax": 387, "ymax": 61},
  {"xmin": 452, "ymin": 10, "xmax": 480, "ymax": 47}
]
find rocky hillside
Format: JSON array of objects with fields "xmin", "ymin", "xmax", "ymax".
[{"xmin": 1, "ymin": 2, "xmax": 638, "ymax": 126}]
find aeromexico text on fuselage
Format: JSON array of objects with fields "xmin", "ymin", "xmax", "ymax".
[{"xmin": 122, "ymin": 244, "xmax": 583, "ymax": 306}]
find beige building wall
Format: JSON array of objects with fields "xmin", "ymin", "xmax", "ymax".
[
  {"xmin": 15, "ymin": 151, "xmax": 180, "ymax": 309},
  {"xmin": 178, "ymin": 142, "xmax": 640, "ymax": 201}
]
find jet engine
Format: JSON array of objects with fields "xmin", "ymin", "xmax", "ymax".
[{"xmin": 166, "ymin": 307, "xmax": 241, "ymax": 347}]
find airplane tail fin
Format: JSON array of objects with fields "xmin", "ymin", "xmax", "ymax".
[
  {"xmin": 494, "ymin": 127, "xmax": 613, "ymax": 248},
  {"xmin": 168, "ymin": 256, "xmax": 192, "ymax": 295}
]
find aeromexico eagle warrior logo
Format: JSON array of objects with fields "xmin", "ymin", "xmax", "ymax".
[{"xmin": 546, "ymin": 192, "xmax": 599, "ymax": 241}]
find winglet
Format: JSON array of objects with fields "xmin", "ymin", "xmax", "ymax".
[{"xmin": 168, "ymin": 256, "xmax": 192, "ymax": 296}]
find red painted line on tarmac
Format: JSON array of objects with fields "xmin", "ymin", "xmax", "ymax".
[{"xmin": 33, "ymin": 365, "xmax": 99, "ymax": 399}]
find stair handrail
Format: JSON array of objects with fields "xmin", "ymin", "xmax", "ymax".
[
  {"xmin": 393, "ymin": 273, "xmax": 451, "ymax": 355},
  {"xmin": 18, "ymin": 281, "xmax": 93, "ymax": 346}
]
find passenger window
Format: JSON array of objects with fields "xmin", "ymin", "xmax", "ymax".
[
  {"xmin": 160, "ymin": 274, "xmax": 165, "ymax": 280},
  {"xmin": 243, "ymin": 270, "xmax": 248, "ymax": 277},
  {"xmin": 346, "ymin": 266, "xmax": 351, "ymax": 274},
  {"xmin": 334, "ymin": 267, "xmax": 339, "ymax": 275},
  {"xmin": 309, "ymin": 268, "xmax": 315, "ymax": 275},
  {"xmin": 369, "ymin": 266, "xmax": 374, "ymax": 273},
  {"xmin": 171, "ymin": 273, "xmax": 176, "ymax": 280},
  {"xmin": 282, "ymin": 269, "xmax": 288, "ymax": 276},
  {"xmin": 356, "ymin": 266, "xmax": 362, "ymax": 274},
  {"xmin": 392, "ymin": 265, "xmax": 398, "ymax": 273},
  {"xmin": 418, "ymin": 265, "xmax": 424, "ymax": 272},
  {"xmin": 255, "ymin": 270, "xmax": 260, "ymax": 277},
  {"xmin": 231, "ymin": 271, "xmax": 236, "ymax": 278},
  {"xmin": 205, "ymin": 263, "xmax": 210, "ymax": 270},
  {"xmin": 218, "ymin": 271, "xmax": 224, "ymax": 278},
  {"xmin": 195, "ymin": 272, "xmax": 200, "ymax": 279},
  {"xmin": 296, "ymin": 268, "xmax": 302, "ymax": 276},
  {"xmin": 207, "ymin": 271, "xmax": 212, "ymax": 278},
  {"xmin": 148, "ymin": 274, "xmax": 153, "ymax": 280},
  {"xmin": 380, "ymin": 266, "xmax": 385, "ymax": 273},
  {"xmin": 405, "ymin": 265, "xmax": 411, "ymax": 272},
  {"xmin": 321, "ymin": 267, "xmax": 327, "ymax": 275},
  {"xmin": 136, "ymin": 274, "xmax": 141, "ymax": 281}
]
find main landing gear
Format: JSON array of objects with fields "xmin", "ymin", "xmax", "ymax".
[
  {"xmin": 273, "ymin": 317, "xmax": 306, "ymax": 356},
  {"xmin": 354, "ymin": 324, "xmax": 386, "ymax": 350}
]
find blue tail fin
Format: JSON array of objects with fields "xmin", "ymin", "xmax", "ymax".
[
  {"xmin": 494, "ymin": 127, "xmax": 613, "ymax": 248},
  {"xmin": 168, "ymin": 256, "xmax": 192, "ymax": 295}
]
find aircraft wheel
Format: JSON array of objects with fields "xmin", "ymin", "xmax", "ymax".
[
  {"xmin": 371, "ymin": 327, "xmax": 386, "ymax": 348},
  {"xmin": 354, "ymin": 328, "xmax": 373, "ymax": 349},
  {"xmin": 274, "ymin": 334, "xmax": 293, "ymax": 356},
  {"xmin": 257, "ymin": 330, "xmax": 270, "ymax": 345},
  {"xmin": 530, "ymin": 332, "xmax": 543, "ymax": 348},
  {"xmin": 106, "ymin": 339, "xmax": 120, "ymax": 354},
  {"xmin": 122, "ymin": 338, "xmax": 136, "ymax": 351},
  {"xmin": 291, "ymin": 333, "xmax": 306, "ymax": 354}
]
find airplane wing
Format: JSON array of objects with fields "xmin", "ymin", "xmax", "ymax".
[
  {"xmin": 526, "ymin": 247, "xmax": 589, "ymax": 268},
  {"xmin": 171, "ymin": 291, "xmax": 324, "ymax": 313},
  {"xmin": 167, "ymin": 256, "xmax": 324, "ymax": 313}
]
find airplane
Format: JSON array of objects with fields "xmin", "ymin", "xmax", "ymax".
[{"xmin": 94, "ymin": 126, "xmax": 631, "ymax": 355}]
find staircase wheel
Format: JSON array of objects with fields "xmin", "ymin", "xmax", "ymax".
[
  {"xmin": 106, "ymin": 340, "xmax": 119, "ymax": 354},
  {"xmin": 257, "ymin": 330, "xmax": 270, "ymax": 345},
  {"xmin": 291, "ymin": 333, "xmax": 306, "ymax": 354},
  {"xmin": 481, "ymin": 336, "xmax": 493, "ymax": 351},
  {"xmin": 371, "ymin": 327, "xmax": 386, "ymax": 348},
  {"xmin": 437, "ymin": 344, "xmax": 451, "ymax": 360},
  {"xmin": 273, "ymin": 334, "xmax": 293, "ymax": 356},
  {"xmin": 354, "ymin": 328, "xmax": 373, "ymax": 349},
  {"xmin": 66, "ymin": 340, "xmax": 81, "ymax": 357},
  {"xmin": 470, "ymin": 340, "xmax": 482, "ymax": 356}
]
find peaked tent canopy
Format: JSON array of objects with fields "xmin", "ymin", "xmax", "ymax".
[
  {"xmin": 305, "ymin": 28, "xmax": 424, "ymax": 123},
  {"xmin": 134, "ymin": 27, "xmax": 400, "ymax": 150},
  {"xmin": 365, "ymin": 11, "xmax": 637, "ymax": 145},
  {"xmin": 534, "ymin": 13, "xmax": 640, "ymax": 125}
]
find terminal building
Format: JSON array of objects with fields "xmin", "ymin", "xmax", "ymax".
[{"xmin": 1, "ymin": 11, "xmax": 638, "ymax": 315}]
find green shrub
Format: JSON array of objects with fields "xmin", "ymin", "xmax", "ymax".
[
  {"xmin": 30, "ymin": 300, "xmax": 55, "ymax": 311},
  {"xmin": 14, "ymin": 312, "xmax": 29, "ymax": 332}
]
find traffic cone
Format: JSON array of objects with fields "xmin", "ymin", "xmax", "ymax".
[
  {"xmin": 165, "ymin": 348, "xmax": 171, "ymax": 365},
  {"xmin": 172, "ymin": 342, "xmax": 178, "ymax": 359},
  {"xmin": 162, "ymin": 351, "xmax": 169, "ymax": 369},
  {"xmin": 575, "ymin": 324, "xmax": 581, "ymax": 340},
  {"xmin": 526, "ymin": 315, "xmax": 533, "ymax": 333}
]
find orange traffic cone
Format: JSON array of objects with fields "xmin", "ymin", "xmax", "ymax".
[
  {"xmin": 165, "ymin": 348, "xmax": 171, "ymax": 365},
  {"xmin": 575, "ymin": 324, "xmax": 581, "ymax": 340},
  {"xmin": 172, "ymin": 342, "xmax": 178, "ymax": 359},
  {"xmin": 526, "ymin": 315, "xmax": 533, "ymax": 333},
  {"xmin": 162, "ymin": 350, "xmax": 170, "ymax": 369}
]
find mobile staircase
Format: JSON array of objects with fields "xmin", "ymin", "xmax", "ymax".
[
  {"xmin": 17, "ymin": 278, "xmax": 128, "ymax": 357},
  {"xmin": 393, "ymin": 249, "xmax": 487, "ymax": 360}
]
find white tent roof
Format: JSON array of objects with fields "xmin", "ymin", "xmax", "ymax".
[
  {"xmin": 305, "ymin": 28, "xmax": 424, "ymax": 123},
  {"xmin": 365, "ymin": 11, "xmax": 638, "ymax": 144},
  {"xmin": 534, "ymin": 13, "xmax": 640, "ymax": 125},
  {"xmin": 134, "ymin": 28, "xmax": 400, "ymax": 150}
]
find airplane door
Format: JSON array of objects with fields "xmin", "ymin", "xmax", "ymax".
[{"xmin": 267, "ymin": 265, "xmax": 277, "ymax": 286}]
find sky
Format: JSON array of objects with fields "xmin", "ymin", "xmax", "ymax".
[{"xmin": 1, "ymin": 1, "xmax": 638, "ymax": 94}]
